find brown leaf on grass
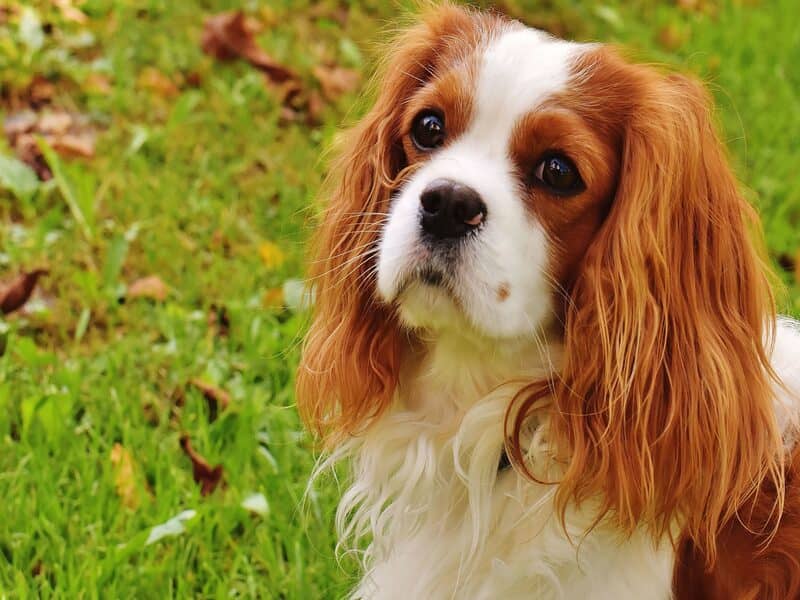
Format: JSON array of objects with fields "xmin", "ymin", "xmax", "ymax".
[
  {"xmin": 179, "ymin": 435, "xmax": 224, "ymax": 495},
  {"xmin": 127, "ymin": 275, "xmax": 168, "ymax": 301},
  {"xmin": 312, "ymin": 65, "xmax": 360, "ymax": 102},
  {"xmin": 37, "ymin": 112, "xmax": 73, "ymax": 135},
  {"xmin": 0, "ymin": 269, "xmax": 48, "ymax": 315},
  {"xmin": 188, "ymin": 378, "xmax": 230, "ymax": 421},
  {"xmin": 3, "ymin": 110, "xmax": 96, "ymax": 179},
  {"xmin": 201, "ymin": 11, "xmax": 297, "ymax": 84},
  {"xmin": 14, "ymin": 135, "xmax": 52, "ymax": 180},
  {"xmin": 27, "ymin": 75, "xmax": 56, "ymax": 107},
  {"xmin": 3, "ymin": 111, "xmax": 38, "ymax": 138},
  {"xmin": 51, "ymin": 133, "xmax": 95, "ymax": 158},
  {"xmin": 268, "ymin": 78, "xmax": 303, "ymax": 106},
  {"xmin": 110, "ymin": 443, "xmax": 148, "ymax": 509},
  {"xmin": 137, "ymin": 67, "xmax": 180, "ymax": 99}
]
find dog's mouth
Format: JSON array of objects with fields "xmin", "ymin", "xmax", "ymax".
[{"xmin": 394, "ymin": 264, "xmax": 451, "ymax": 301}]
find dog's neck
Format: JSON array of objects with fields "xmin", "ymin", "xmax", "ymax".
[{"xmin": 397, "ymin": 326, "xmax": 562, "ymax": 425}]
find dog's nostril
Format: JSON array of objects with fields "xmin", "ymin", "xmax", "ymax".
[
  {"xmin": 419, "ymin": 178, "xmax": 486, "ymax": 239},
  {"xmin": 454, "ymin": 195, "xmax": 484, "ymax": 226},
  {"xmin": 420, "ymin": 188, "xmax": 443, "ymax": 215}
]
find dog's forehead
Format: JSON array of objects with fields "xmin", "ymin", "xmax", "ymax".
[{"xmin": 468, "ymin": 27, "xmax": 586, "ymax": 145}]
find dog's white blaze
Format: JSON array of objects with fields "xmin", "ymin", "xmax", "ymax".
[
  {"xmin": 376, "ymin": 27, "xmax": 584, "ymax": 339},
  {"xmin": 471, "ymin": 28, "xmax": 578, "ymax": 154}
]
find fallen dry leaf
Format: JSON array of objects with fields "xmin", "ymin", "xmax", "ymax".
[
  {"xmin": 268, "ymin": 78, "xmax": 303, "ymax": 107},
  {"xmin": 27, "ymin": 75, "xmax": 56, "ymax": 107},
  {"xmin": 127, "ymin": 275, "xmax": 168, "ymax": 301},
  {"xmin": 50, "ymin": 133, "xmax": 95, "ymax": 158},
  {"xmin": 3, "ymin": 110, "xmax": 38, "ymax": 138},
  {"xmin": 13, "ymin": 135, "xmax": 52, "ymax": 179},
  {"xmin": 37, "ymin": 112, "xmax": 73, "ymax": 135},
  {"xmin": 137, "ymin": 67, "xmax": 179, "ymax": 99},
  {"xmin": 3, "ymin": 110, "xmax": 96, "ymax": 179},
  {"xmin": 0, "ymin": 269, "xmax": 48, "ymax": 315},
  {"xmin": 312, "ymin": 65, "xmax": 360, "ymax": 102},
  {"xmin": 180, "ymin": 435, "xmax": 224, "ymax": 495},
  {"xmin": 188, "ymin": 378, "xmax": 230, "ymax": 421},
  {"xmin": 258, "ymin": 240, "xmax": 285, "ymax": 270},
  {"xmin": 110, "ymin": 443, "xmax": 147, "ymax": 509},
  {"xmin": 201, "ymin": 11, "xmax": 297, "ymax": 84}
]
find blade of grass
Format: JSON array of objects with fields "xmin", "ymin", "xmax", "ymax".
[{"xmin": 37, "ymin": 138, "xmax": 95, "ymax": 242}]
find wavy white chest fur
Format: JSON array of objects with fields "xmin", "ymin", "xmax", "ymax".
[{"xmin": 324, "ymin": 320, "xmax": 800, "ymax": 600}]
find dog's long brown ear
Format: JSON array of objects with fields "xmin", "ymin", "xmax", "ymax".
[
  {"xmin": 524, "ymin": 53, "xmax": 783, "ymax": 561},
  {"xmin": 297, "ymin": 4, "xmax": 485, "ymax": 444}
]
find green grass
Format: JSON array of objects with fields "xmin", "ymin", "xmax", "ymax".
[{"xmin": 0, "ymin": 0, "xmax": 798, "ymax": 597}]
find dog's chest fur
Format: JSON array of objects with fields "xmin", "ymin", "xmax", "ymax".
[
  {"xmin": 332, "ymin": 333, "xmax": 675, "ymax": 599},
  {"xmin": 327, "ymin": 321, "xmax": 800, "ymax": 599}
]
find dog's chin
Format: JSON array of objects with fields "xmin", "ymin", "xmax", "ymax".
[{"xmin": 395, "ymin": 276, "xmax": 468, "ymax": 334}]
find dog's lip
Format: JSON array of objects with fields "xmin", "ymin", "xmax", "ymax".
[{"xmin": 394, "ymin": 265, "xmax": 450, "ymax": 299}]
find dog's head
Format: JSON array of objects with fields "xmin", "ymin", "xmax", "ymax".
[{"xmin": 298, "ymin": 4, "xmax": 782, "ymax": 560}]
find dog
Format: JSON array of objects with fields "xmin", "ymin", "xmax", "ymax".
[{"xmin": 297, "ymin": 4, "xmax": 800, "ymax": 598}]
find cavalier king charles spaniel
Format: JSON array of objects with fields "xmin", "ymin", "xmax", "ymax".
[{"xmin": 297, "ymin": 4, "xmax": 800, "ymax": 598}]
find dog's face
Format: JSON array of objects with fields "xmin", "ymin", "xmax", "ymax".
[{"xmin": 377, "ymin": 28, "xmax": 617, "ymax": 339}]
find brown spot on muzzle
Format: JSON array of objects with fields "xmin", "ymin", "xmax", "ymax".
[{"xmin": 496, "ymin": 282, "xmax": 510, "ymax": 302}]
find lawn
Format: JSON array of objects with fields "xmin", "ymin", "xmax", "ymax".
[{"xmin": 0, "ymin": 0, "xmax": 798, "ymax": 597}]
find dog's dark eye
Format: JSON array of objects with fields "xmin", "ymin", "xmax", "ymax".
[
  {"xmin": 533, "ymin": 154, "xmax": 584, "ymax": 196},
  {"xmin": 411, "ymin": 111, "xmax": 446, "ymax": 151}
]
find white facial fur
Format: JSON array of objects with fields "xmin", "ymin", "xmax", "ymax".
[{"xmin": 376, "ymin": 28, "xmax": 584, "ymax": 339}]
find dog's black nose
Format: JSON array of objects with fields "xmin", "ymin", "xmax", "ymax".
[{"xmin": 420, "ymin": 179, "xmax": 486, "ymax": 239}]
